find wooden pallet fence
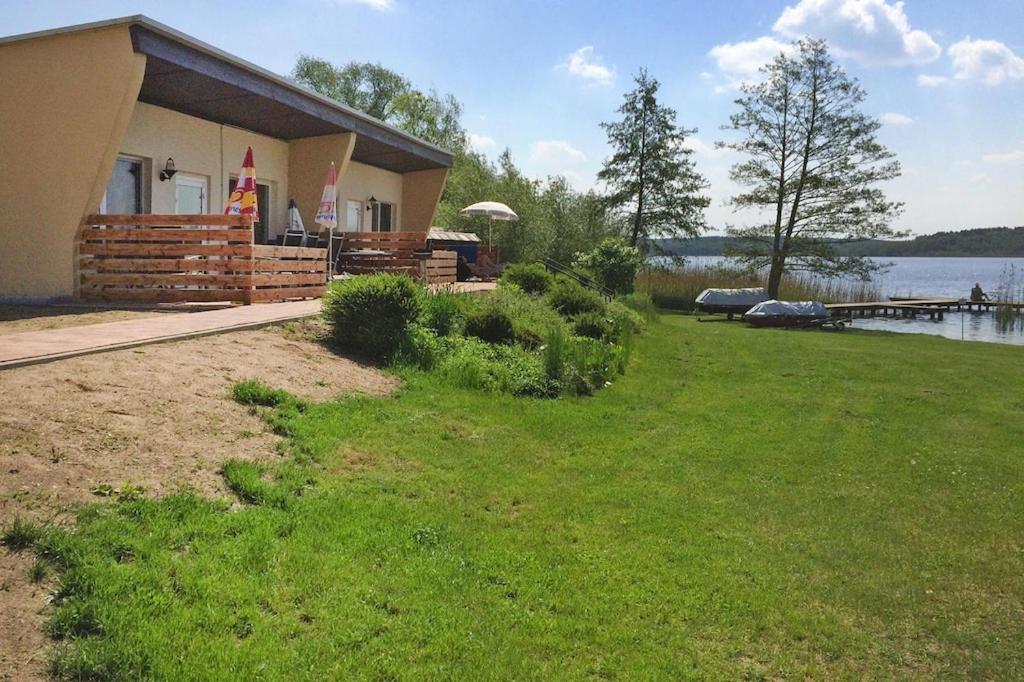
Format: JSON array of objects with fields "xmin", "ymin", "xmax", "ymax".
[
  {"xmin": 420, "ymin": 250, "xmax": 457, "ymax": 284},
  {"xmin": 78, "ymin": 214, "xmax": 327, "ymax": 304}
]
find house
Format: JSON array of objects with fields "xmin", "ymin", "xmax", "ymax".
[{"xmin": 0, "ymin": 16, "xmax": 453, "ymax": 303}]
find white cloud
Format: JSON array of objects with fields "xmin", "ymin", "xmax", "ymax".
[
  {"xmin": 680, "ymin": 136, "xmax": 731, "ymax": 159},
  {"xmin": 559, "ymin": 46, "xmax": 614, "ymax": 86},
  {"xmin": 467, "ymin": 132, "xmax": 496, "ymax": 153},
  {"xmin": 917, "ymin": 74, "xmax": 949, "ymax": 87},
  {"xmin": 879, "ymin": 112, "xmax": 913, "ymax": 126},
  {"xmin": 948, "ymin": 38, "xmax": 1024, "ymax": 86},
  {"xmin": 531, "ymin": 140, "xmax": 586, "ymax": 164},
  {"xmin": 336, "ymin": 0, "xmax": 395, "ymax": 10},
  {"xmin": 981, "ymin": 149, "xmax": 1024, "ymax": 163},
  {"xmin": 773, "ymin": 0, "xmax": 941, "ymax": 65},
  {"xmin": 708, "ymin": 36, "xmax": 793, "ymax": 90},
  {"xmin": 699, "ymin": 71, "xmax": 714, "ymax": 80}
]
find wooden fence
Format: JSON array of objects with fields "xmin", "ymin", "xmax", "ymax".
[
  {"xmin": 334, "ymin": 231, "xmax": 456, "ymax": 284},
  {"xmin": 78, "ymin": 214, "xmax": 326, "ymax": 304}
]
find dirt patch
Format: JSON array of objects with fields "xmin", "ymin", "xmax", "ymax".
[
  {"xmin": 0, "ymin": 319, "xmax": 394, "ymax": 516},
  {"xmin": 0, "ymin": 552, "xmax": 50, "ymax": 681},
  {"xmin": 0, "ymin": 304, "xmax": 191, "ymax": 335},
  {"xmin": 0, "ymin": 318, "xmax": 396, "ymax": 679}
]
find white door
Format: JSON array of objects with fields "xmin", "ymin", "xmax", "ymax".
[
  {"xmin": 175, "ymin": 174, "xmax": 207, "ymax": 214},
  {"xmin": 345, "ymin": 200, "xmax": 363, "ymax": 232}
]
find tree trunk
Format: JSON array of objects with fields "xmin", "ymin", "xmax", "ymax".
[
  {"xmin": 629, "ymin": 96, "xmax": 649, "ymax": 248},
  {"xmin": 767, "ymin": 254, "xmax": 785, "ymax": 298}
]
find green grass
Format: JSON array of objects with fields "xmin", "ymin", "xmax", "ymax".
[{"xmin": 12, "ymin": 316, "xmax": 1024, "ymax": 679}]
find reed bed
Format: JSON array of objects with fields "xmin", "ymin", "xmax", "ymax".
[
  {"xmin": 637, "ymin": 263, "xmax": 880, "ymax": 312},
  {"xmin": 994, "ymin": 264, "xmax": 1023, "ymax": 333}
]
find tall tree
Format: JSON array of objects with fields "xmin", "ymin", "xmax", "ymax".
[
  {"xmin": 599, "ymin": 69, "xmax": 709, "ymax": 249},
  {"xmin": 292, "ymin": 57, "xmax": 465, "ymax": 151},
  {"xmin": 720, "ymin": 38, "xmax": 904, "ymax": 297}
]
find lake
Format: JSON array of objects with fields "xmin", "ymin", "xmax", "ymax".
[{"xmin": 683, "ymin": 256, "xmax": 1024, "ymax": 346}]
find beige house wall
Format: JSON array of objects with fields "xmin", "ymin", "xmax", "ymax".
[
  {"xmin": 401, "ymin": 168, "xmax": 449, "ymax": 231},
  {"xmin": 0, "ymin": 25, "xmax": 144, "ymax": 301},
  {"xmin": 338, "ymin": 161, "xmax": 404, "ymax": 231},
  {"xmin": 287, "ymin": 133, "xmax": 356, "ymax": 234},
  {"xmin": 119, "ymin": 102, "xmax": 291, "ymax": 238}
]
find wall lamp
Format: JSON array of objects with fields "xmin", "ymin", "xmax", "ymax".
[
  {"xmin": 365, "ymin": 195, "xmax": 378, "ymax": 210},
  {"xmin": 158, "ymin": 157, "xmax": 177, "ymax": 182}
]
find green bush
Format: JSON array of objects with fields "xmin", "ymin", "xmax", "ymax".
[
  {"xmin": 573, "ymin": 239, "xmax": 642, "ymax": 294},
  {"xmin": 500, "ymin": 263, "xmax": 553, "ymax": 295},
  {"xmin": 421, "ymin": 290, "xmax": 464, "ymax": 336},
  {"xmin": 546, "ymin": 277, "xmax": 607, "ymax": 318},
  {"xmin": 464, "ymin": 306, "xmax": 515, "ymax": 345},
  {"xmin": 437, "ymin": 337, "xmax": 554, "ymax": 397},
  {"xmin": 618, "ymin": 292, "xmax": 659, "ymax": 321},
  {"xmin": 232, "ymin": 379, "xmax": 301, "ymax": 409},
  {"xmin": 573, "ymin": 312, "xmax": 613, "ymax": 340},
  {"xmin": 322, "ymin": 274, "xmax": 423, "ymax": 360}
]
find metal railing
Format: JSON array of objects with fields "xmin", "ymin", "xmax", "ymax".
[{"xmin": 539, "ymin": 257, "xmax": 614, "ymax": 300}]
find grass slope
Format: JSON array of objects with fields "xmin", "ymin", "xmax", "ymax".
[{"xmin": 14, "ymin": 317, "xmax": 1024, "ymax": 679}]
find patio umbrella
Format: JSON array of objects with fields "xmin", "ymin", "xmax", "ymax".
[
  {"xmin": 285, "ymin": 199, "xmax": 306, "ymax": 242},
  {"xmin": 459, "ymin": 201, "xmax": 518, "ymax": 248},
  {"xmin": 225, "ymin": 146, "xmax": 259, "ymax": 222},
  {"xmin": 314, "ymin": 162, "xmax": 339, "ymax": 277}
]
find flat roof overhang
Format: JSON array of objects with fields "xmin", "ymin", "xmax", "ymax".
[{"xmin": 124, "ymin": 22, "xmax": 452, "ymax": 174}]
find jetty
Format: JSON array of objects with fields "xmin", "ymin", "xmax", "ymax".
[{"xmin": 826, "ymin": 297, "xmax": 1024, "ymax": 321}]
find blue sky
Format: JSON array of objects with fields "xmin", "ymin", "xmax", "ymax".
[{"xmin": 4, "ymin": 0, "xmax": 1022, "ymax": 234}]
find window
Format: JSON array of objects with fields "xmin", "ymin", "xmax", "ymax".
[
  {"xmin": 370, "ymin": 202, "xmax": 394, "ymax": 232},
  {"xmin": 228, "ymin": 177, "xmax": 272, "ymax": 244},
  {"xmin": 101, "ymin": 157, "xmax": 145, "ymax": 214}
]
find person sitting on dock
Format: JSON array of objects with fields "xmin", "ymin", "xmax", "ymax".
[{"xmin": 970, "ymin": 282, "xmax": 990, "ymax": 302}]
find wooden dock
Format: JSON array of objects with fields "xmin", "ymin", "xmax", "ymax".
[{"xmin": 825, "ymin": 297, "xmax": 1024, "ymax": 320}]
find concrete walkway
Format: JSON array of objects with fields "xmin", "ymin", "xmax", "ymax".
[{"xmin": 0, "ymin": 300, "xmax": 321, "ymax": 370}]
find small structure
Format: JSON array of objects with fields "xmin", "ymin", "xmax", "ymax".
[
  {"xmin": 696, "ymin": 287, "xmax": 768, "ymax": 317},
  {"xmin": 428, "ymin": 227, "xmax": 481, "ymax": 264},
  {"xmin": 744, "ymin": 300, "xmax": 831, "ymax": 327}
]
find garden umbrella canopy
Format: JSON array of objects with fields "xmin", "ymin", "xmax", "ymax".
[{"xmin": 458, "ymin": 201, "xmax": 519, "ymax": 221}]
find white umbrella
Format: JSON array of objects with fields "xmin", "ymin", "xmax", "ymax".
[
  {"xmin": 459, "ymin": 201, "xmax": 519, "ymax": 248},
  {"xmin": 315, "ymin": 163, "xmax": 339, "ymax": 277}
]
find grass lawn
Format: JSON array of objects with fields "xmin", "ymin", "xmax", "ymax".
[{"xmin": 13, "ymin": 315, "xmax": 1024, "ymax": 679}]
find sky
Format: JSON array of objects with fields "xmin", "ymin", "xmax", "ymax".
[{"xmin": 3, "ymin": 0, "xmax": 1022, "ymax": 235}]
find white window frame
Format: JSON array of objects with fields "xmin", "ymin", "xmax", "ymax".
[
  {"xmin": 175, "ymin": 173, "xmax": 209, "ymax": 214},
  {"xmin": 345, "ymin": 200, "xmax": 363, "ymax": 232}
]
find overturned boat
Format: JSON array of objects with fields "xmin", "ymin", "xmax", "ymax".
[
  {"xmin": 743, "ymin": 300, "xmax": 833, "ymax": 328},
  {"xmin": 695, "ymin": 287, "xmax": 768, "ymax": 317}
]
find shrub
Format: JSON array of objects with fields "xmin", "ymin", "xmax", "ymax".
[
  {"xmin": 421, "ymin": 290, "xmax": 464, "ymax": 336},
  {"xmin": 573, "ymin": 239, "xmax": 642, "ymax": 294},
  {"xmin": 232, "ymin": 379, "xmax": 299, "ymax": 408},
  {"xmin": 573, "ymin": 312, "xmax": 613, "ymax": 340},
  {"xmin": 2, "ymin": 517, "xmax": 42, "ymax": 551},
  {"xmin": 322, "ymin": 274, "xmax": 423, "ymax": 359},
  {"xmin": 437, "ymin": 337, "xmax": 554, "ymax": 397},
  {"xmin": 546, "ymin": 277, "xmax": 606, "ymax": 318},
  {"xmin": 542, "ymin": 325, "xmax": 566, "ymax": 386},
  {"xmin": 618, "ymin": 292, "xmax": 659, "ymax": 321},
  {"xmin": 500, "ymin": 263, "xmax": 553, "ymax": 295},
  {"xmin": 397, "ymin": 323, "xmax": 452, "ymax": 370},
  {"xmin": 464, "ymin": 306, "xmax": 515, "ymax": 345}
]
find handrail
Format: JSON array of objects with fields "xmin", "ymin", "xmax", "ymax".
[{"xmin": 539, "ymin": 257, "xmax": 614, "ymax": 300}]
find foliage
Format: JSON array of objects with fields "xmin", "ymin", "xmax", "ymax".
[
  {"xmin": 463, "ymin": 306, "xmax": 516, "ymax": 345},
  {"xmin": 435, "ymin": 336, "xmax": 554, "ymax": 397},
  {"xmin": 292, "ymin": 56, "xmax": 466, "ymax": 151},
  {"xmin": 2, "ymin": 516, "xmax": 43, "ymax": 550},
  {"xmin": 599, "ymin": 68, "xmax": 710, "ymax": 249},
  {"xmin": 545, "ymin": 278, "xmax": 607, "ymax": 317},
  {"xmin": 617, "ymin": 292, "xmax": 659, "ymax": 322},
  {"xmin": 232, "ymin": 379, "xmax": 304, "ymax": 410},
  {"xmin": 500, "ymin": 263, "xmax": 554, "ymax": 295},
  {"xmin": 720, "ymin": 38, "xmax": 904, "ymax": 297},
  {"xmin": 637, "ymin": 264, "xmax": 880, "ymax": 311},
  {"xmin": 468, "ymin": 284, "xmax": 569, "ymax": 349},
  {"xmin": 322, "ymin": 274, "xmax": 423, "ymax": 360},
  {"xmin": 420, "ymin": 289, "xmax": 465, "ymax": 337},
  {"xmin": 573, "ymin": 239, "xmax": 643, "ymax": 294},
  {"xmin": 572, "ymin": 312, "xmax": 614, "ymax": 340}
]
